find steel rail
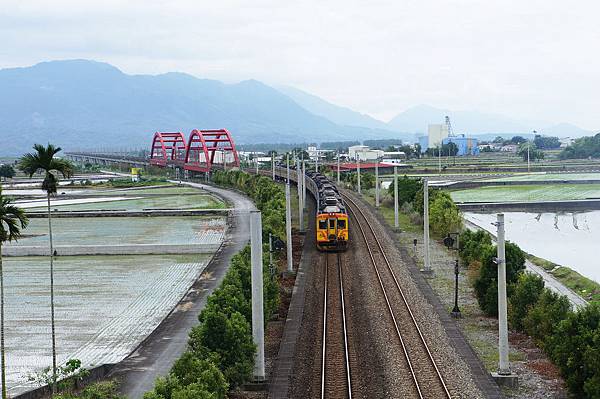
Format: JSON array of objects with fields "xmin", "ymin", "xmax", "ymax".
[
  {"xmin": 343, "ymin": 193, "xmax": 452, "ymax": 399},
  {"xmin": 321, "ymin": 254, "xmax": 353, "ymax": 399}
]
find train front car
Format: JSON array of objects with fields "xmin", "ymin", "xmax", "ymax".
[{"xmin": 313, "ymin": 174, "xmax": 349, "ymax": 251}]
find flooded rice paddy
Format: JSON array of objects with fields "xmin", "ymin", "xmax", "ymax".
[
  {"xmin": 6, "ymin": 254, "xmax": 211, "ymax": 395},
  {"xmin": 465, "ymin": 211, "xmax": 600, "ymax": 283}
]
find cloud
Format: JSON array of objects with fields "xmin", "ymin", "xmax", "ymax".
[{"xmin": 0, "ymin": 0, "xmax": 599, "ymax": 129}]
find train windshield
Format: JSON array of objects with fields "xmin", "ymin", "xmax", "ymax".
[
  {"xmin": 338, "ymin": 219, "xmax": 346, "ymax": 229},
  {"xmin": 319, "ymin": 220, "xmax": 327, "ymax": 230}
]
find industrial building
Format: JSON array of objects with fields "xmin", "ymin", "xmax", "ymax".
[
  {"xmin": 442, "ymin": 135, "xmax": 480, "ymax": 156},
  {"xmin": 427, "ymin": 124, "xmax": 449, "ymax": 148}
]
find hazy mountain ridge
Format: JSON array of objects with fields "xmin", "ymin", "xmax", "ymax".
[
  {"xmin": 0, "ymin": 59, "xmax": 593, "ymax": 155},
  {"xmin": 0, "ymin": 60, "xmax": 401, "ymax": 155}
]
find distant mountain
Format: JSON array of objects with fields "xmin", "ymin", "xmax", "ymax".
[
  {"xmin": 278, "ymin": 85, "xmax": 392, "ymax": 131},
  {"xmin": 537, "ymin": 123, "xmax": 594, "ymax": 138},
  {"xmin": 0, "ymin": 60, "xmax": 400, "ymax": 155},
  {"xmin": 387, "ymin": 104, "xmax": 538, "ymax": 135}
]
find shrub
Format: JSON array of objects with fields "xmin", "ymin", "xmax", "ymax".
[
  {"xmin": 55, "ymin": 381, "xmax": 126, "ymax": 399},
  {"xmin": 387, "ymin": 175, "xmax": 421, "ymax": 206},
  {"xmin": 188, "ymin": 311, "xmax": 255, "ymax": 388},
  {"xmin": 508, "ymin": 273, "xmax": 545, "ymax": 332},
  {"xmin": 473, "ymin": 242, "xmax": 525, "ymax": 316},
  {"xmin": 523, "ymin": 288, "xmax": 571, "ymax": 346},
  {"xmin": 459, "ymin": 229, "xmax": 493, "ymax": 267},
  {"xmin": 546, "ymin": 303, "xmax": 600, "ymax": 397},
  {"xmin": 170, "ymin": 352, "xmax": 228, "ymax": 398},
  {"xmin": 428, "ymin": 191, "xmax": 463, "ymax": 237}
]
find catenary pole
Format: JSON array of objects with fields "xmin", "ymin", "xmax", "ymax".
[
  {"xmin": 394, "ymin": 166, "xmax": 399, "ymax": 228},
  {"xmin": 250, "ymin": 211, "xmax": 265, "ymax": 380},
  {"xmin": 496, "ymin": 213, "xmax": 511, "ymax": 374},
  {"xmin": 375, "ymin": 160, "xmax": 380, "ymax": 207},
  {"xmin": 337, "ymin": 151, "xmax": 340, "ymax": 184},
  {"xmin": 422, "ymin": 178, "xmax": 431, "ymax": 273},
  {"xmin": 302, "ymin": 160, "xmax": 306, "ymax": 209},
  {"xmin": 357, "ymin": 156, "xmax": 361, "ymax": 194},
  {"xmin": 285, "ymin": 183, "xmax": 293, "ymax": 272},
  {"xmin": 297, "ymin": 158, "xmax": 304, "ymax": 232},
  {"xmin": 286, "ymin": 154, "xmax": 290, "ymax": 183},
  {"xmin": 272, "ymin": 152, "xmax": 275, "ymax": 181}
]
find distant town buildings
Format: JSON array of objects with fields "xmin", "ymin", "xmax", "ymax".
[{"xmin": 348, "ymin": 145, "xmax": 383, "ymax": 161}]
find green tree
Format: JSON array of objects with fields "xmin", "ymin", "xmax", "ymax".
[
  {"xmin": 510, "ymin": 136, "xmax": 527, "ymax": 145},
  {"xmin": 0, "ymin": 190, "xmax": 28, "ymax": 399},
  {"xmin": 508, "ymin": 273, "xmax": 545, "ymax": 332},
  {"xmin": 428, "ymin": 191, "xmax": 462, "ymax": 237},
  {"xmin": 547, "ymin": 303, "xmax": 600, "ymax": 397},
  {"xmin": 518, "ymin": 142, "xmax": 544, "ymax": 162},
  {"xmin": 493, "ymin": 136, "xmax": 505, "ymax": 143},
  {"xmin": 0, "ymin": 166, "xmax": 15, "ymax": 181},
  {"xmin": 474, "ymin": 242, "xmax": 525, "ymax": 316},
  {"xmin": 170, "ymin": 352, "xmax": 228, "ymax": 399},
  {"xmin": 459, "ymin": 229, "xmax": 493, "ymax": 267},
  {"xmin": 523, "ymin": 288, "xmax": 571, "ymax": 345},
  {"xmin": 387, "ymin": 175, "xmax": 421, "ymax": 206},
  {"xmin": 188, "ymin": 311, "xmax": 255, "ymax": 388},
  {"xmin": 18, "ymin": 144, "xmax": 73, "ymax": 393}
]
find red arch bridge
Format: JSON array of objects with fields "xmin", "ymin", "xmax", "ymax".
[{"xmin": 150, "ymin": 129, "xmax": 240, "ymax": 173}]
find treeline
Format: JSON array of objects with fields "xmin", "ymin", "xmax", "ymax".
[
  {"xmin": 212, "ymin": 170, "xmax": 286, "ymax": 240},
  {"xmin": 460, "ymin": 229, "xmax": 600, "ymax": 397},
  {"xmin": 144, "ymin": 170, "xmax": 285, "ymax": 398},
  {"xmin": 144, "ymin": 246, "xmax": 279, "ymax": 398},
  {"xmin": 560, "ymin": 133, "xmax": 600, "ymax": 159}
]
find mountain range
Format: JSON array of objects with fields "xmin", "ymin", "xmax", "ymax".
[{"xmin": 0, "ymin": 59, "xmax": 594, "ymax": 155}]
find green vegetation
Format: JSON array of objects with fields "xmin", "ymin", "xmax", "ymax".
[
  {"xmin": 560, "ymin": 133, "xmax": 600, "ymax": 159},
  {"xmin": 0, "ymin": 165, "xmax": 15, "ymax": 181},
  {"xmin": 54, "ymin": 381, "xmax": 125, "ymax": 399},
  {"xmin": 517, "ymin": 142, "xmax": 544, "ymax": 162},
  {"xmin": 451, "ymin": 184, "xmax": 600, "ymax": 202},
  {"xmin": 460, "ymin": 228, "xmax": 600, "ymax": 398},
  {"xmin": 144, "ymin": 245, "xmax": 278, "ymax": 398}
]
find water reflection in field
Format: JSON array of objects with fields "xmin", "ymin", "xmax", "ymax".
[{"xmin": 465, "ymin": 211, "xmax": 600, "ymax": 283}]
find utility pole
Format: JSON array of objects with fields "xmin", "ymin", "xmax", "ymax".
[
  {"xmin": 422, "ymin": 178, "xmax": 432, "ymax": 274},
  {"xmin": 438, "ymin": 145, "xmax": 441, "ymax": 175},
  {"xmin": 375, "ymin": 159, "xmax": 380, "ymax": 207},
  {"xmin": 255, "ymin": 157, "xmax": 259, "ymax": 174},
  {"xmin": 250, "ymin": 211, "xmax": 265, "ymax": 381},
  {"xmin": 337, "ymin": 151, "xmax": 340, "ymax": 184},
  {"xmin": 394, "ymin": 166, "xmax": 399, "ymax": 229},
  {"xmin": 268, "ymin": 233, "xmax": 274, "ymax": 276},
  {"xmin": 497, "ymin": 213, "xmax": 510, "ymax": 373},
  {"xmin": 527, "ymin": 143, "xmax": 531, "ymax": 173},
  {"xmin": 271, "ymin": 152, "xmax": 275, "ymax": 181},
  {"xmin": 285, "ymin": 183, "xmax": 293, "ymax": 272},
  {"xmin": 302, "ymin": 160, "xmax": 306, "ymax": 209},
  {"xmin": 297, "ymin": 158, "xmax": 304, "ymax": 233},
  {"xmin": 286, "ymin": 154, "xmax": 290, "ymax": 183},
  {"xmin": 357, "ymin": 155, "xmax": 361, "ymax": 194},
  {"xmin": 315, "ymin": 148, "xmax": 319, "ymax": 172}
]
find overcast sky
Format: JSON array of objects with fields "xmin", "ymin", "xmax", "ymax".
[{"xmin": 1, "ymin": 1, "xmax": 599, "ymax": 129}]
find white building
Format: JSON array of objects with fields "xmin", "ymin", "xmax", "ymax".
[
  {"xmin": 348, "ymin": 145, "xmax": 384, "ymax": 161},
  {"xmin": 427, "ymin": 124, "xmax": 449, "ymax": 148}
]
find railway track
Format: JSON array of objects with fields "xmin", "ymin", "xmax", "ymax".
[
  {"xmin": 321, "ymin": 253, "xmax": 353, "ymax": 399},
  {"xmin": 342, "ymin": 193, "xmax": 452, "ymax": 399}
]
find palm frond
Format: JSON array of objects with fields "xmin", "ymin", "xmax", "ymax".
[
  {"xmin": 18, "ymin": 143, "xmax": 73, "ymax": 193},
  {"xmin": 0, "ymin": 194, "xmax": 28, "ymax": 243}
]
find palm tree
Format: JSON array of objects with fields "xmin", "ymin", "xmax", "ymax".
[
  {"xmin": 19, "ymin": 144, "xmax": 73, "ymax": 394},
  {"xmin": 0, "ymin": 190, "xmax": 28, "ymax": 399}
]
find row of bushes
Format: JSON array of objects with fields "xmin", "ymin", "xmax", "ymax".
[
  {"xmin": 460, "ymin": 229, "xmax": 600, "ymax": 397},
  {"xmin": 212, "ymin": 170, "xmax": 286, "ymax": 240},
  {"xmin": 144, "ymin": 246, "xmax": 279, "ymax": 398}
]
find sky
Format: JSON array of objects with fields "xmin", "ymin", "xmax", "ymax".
[{"xmin": 1, "ymin": 0, "xmax": 599, "ymax": 130}]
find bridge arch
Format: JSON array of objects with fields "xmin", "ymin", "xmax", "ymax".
[
  {"xmin": 184, "ymin": 129, "xmax": 240, "ymax": 172},
  {"xmin": 150, "ymin": 132, "xmax": 187, "ymax": 166}
]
